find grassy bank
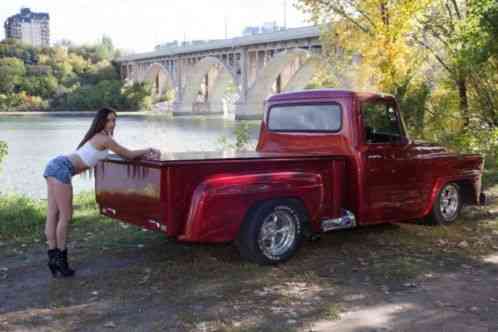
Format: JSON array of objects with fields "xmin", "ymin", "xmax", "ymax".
[{"xmin": 0, "ymin": 191, "xmax": 156, "ymax": 245}]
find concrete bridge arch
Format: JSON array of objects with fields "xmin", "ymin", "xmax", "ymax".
[
  {"xmin": 142, "ymin": 63, "xmax": 175, "ymax": 100},
  {"xmin": 283, "ymin": 56, "xmax": 322, "ymax": 91},
  {"xmin": 177, "ymin": 56, "xmax": 239, "ymax": 113},
  {"xmin": 236, "ymin": 48, "xmax": 313, "ymax": 118}
]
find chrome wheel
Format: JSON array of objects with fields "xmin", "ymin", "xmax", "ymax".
[
  {"xmin": 439, "ymin": 184, "xmax": 459, "ymax": 221},
  {"xmin": 257, "ymin": 206, "xmax": 297, "ymax": 259}
]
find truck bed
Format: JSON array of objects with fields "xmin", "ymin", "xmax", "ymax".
[{"xmin": 95, "ymin": 151, "xmax": 348, "ymax": 242}]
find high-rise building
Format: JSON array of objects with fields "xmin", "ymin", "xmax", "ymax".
[{"xmin": 4, "ymin": 8, "xmax": 50, "ymax": 47}]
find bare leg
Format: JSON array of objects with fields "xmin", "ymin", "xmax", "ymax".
[
  {"xmin": 45, "ymin": 178, "xmax": 59, "ymax": 250},
  {"xmin": 50, "ymin": 178, "xmax": 73, "ymax": 250}
]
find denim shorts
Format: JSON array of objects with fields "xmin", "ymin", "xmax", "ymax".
[{"xmin": 43, "ymin": 155, "xmax": 76, "ymax": 185}]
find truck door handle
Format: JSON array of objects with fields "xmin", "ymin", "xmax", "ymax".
[{"xmin": 367, "ymin": 154, "xmax": 383, "ymax": 160}]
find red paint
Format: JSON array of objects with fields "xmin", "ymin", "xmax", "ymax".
[
  {"xmin": 96, "ymin": 155, "xmax": 345, "ymax": 242},
  {"xmin": 95, "ymin": 89, "xmax": 484, "ymax": 244}
]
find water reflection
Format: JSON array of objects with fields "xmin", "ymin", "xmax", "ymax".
[{"xmin": 0, "ymin": 114, "xmax": 260, "ymax": 198}]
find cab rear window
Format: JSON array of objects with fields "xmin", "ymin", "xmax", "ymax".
[{"xmin": 268, "ymin": 104, "xmax": 342, "ymax": 132}]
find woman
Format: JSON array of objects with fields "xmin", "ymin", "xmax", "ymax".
[{"xmin": 43, "ymin": 107, "xmax": 160, "ymax": 278}]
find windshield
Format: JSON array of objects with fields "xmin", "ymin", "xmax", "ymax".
[{"xmin": 268, "ymin": 104, "xmax": 342, "ymax": 132}]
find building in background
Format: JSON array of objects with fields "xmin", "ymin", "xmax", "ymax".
[
  {"xmin": 155, "ymin": 21, "xmax": 287, "ymax": 51},
  {"xmin": 4, "ymin": 8, "xmax": 50, "ymax": 47},
  {"xmin": 242, "ymin": 21, "xmax": 286, "ymax": 36}
]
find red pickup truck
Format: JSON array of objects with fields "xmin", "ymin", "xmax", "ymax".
[{"xmin": 95, "ymin": 89, "xmax": 485, "ymax": 264}]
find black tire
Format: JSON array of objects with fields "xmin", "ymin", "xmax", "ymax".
[
  {"xmin": 426, "ymin": 182, "xmax": 462, "ymax": 225},
  {"xmin": 237, "ymin": 199, "xmax": 308, "ymax": 265}
]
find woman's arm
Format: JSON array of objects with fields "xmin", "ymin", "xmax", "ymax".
[{"xmin": 104, "ymin": 136, "xmax": 158, "ymax": 160}]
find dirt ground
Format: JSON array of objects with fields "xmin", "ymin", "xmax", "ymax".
[{"xmin": 1, "ymin": 190, "xmax": 498, "ymax": 332}]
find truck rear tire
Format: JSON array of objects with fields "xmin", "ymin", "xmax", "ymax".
[
  {"xmin": 237, "ymin": 199, "xmax": 307, "ymax": 265},
  {"xmin": 425, "ymin": 182, "xmax": 462, "ymax": 225}
]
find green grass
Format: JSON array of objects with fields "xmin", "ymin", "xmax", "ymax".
[
  {"xmin": 0, "ymin": 191, "xmax": 125, "ymax": 243},
  {"xmin": 0, "ymin": 194, "xmax": 45, "ymax": 241}
]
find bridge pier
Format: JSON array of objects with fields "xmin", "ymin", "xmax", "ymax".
[{"xmin": 234, "ymin": 102, "xmax": 264, "ymax": 120}]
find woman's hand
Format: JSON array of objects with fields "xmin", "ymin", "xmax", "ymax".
[{"xmin": 144, "ymin": 148, "xmax": 161, "ymax": 159}]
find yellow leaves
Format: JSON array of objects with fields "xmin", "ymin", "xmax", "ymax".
[
  {"xmin": 37, "ymin": 54, "xmax": 50, "ymax": 65},
  {"xmin": 52, "ymin": 47, "xmax": 68, "ymax": 63},
  {"xmin": 305, "ymin": 0, "xmax": 432, "ymax": 93}
]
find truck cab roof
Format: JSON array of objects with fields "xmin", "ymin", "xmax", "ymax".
[{"xmin": 267, "ymin": 89, "xmax": 395, "ymax": 103}]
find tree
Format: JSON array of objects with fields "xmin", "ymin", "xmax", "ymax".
[
  {"xmin": 403, "ymin": 0, "xmax": 497, "ymax": 130},
  {"xmin": 463, "ymin": 2, "xmax": 497, "ymax": 60},
  {"xmin": 457, "ymin": 0, "xmax": 498, "ymax": 127},
  {"xmin": 0, "ymin": 58, "xmax": 26, "ymax": 93},
  {"xmin": 405, "ymin": 1, "xmax": 471, "ymax": 128},
  {"xmin": 0, "ymin": 38, "xmax": 150, "ymax": 112},
  {"xmin": 92, "ymin": 36, "xmax": 116, "ymax": 62},
  {"xmin": 19, "ymin": 75, "xmax": 58, "ymax": 99},
  {"xmin": 0, "ymin": 39, "xmax": 38, "ymax": 64},
  {"xmin": 299, "ymin": 0, "xmax": 431, "ymax": 93},
  {"xmin": 0, "ymin": 141, "xmax": 7, "ymax": 173},
  {"xmin": 122, "ymin": 81, "xmax": 153, "ymax": 110},
  {"xmin": 298, "ymin": 0, "xmax": 433, "ymax": 134},
  {"xmin": 298, "ymin": 0, "xmax": 498, "ymax": 133}
]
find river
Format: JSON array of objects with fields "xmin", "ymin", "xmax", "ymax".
[{"xmin": 0, "ymin": 113, "xmax": 260, "ymax": 199}]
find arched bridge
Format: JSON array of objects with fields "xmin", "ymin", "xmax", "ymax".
[{"xmin": 117, "ymin": 26, "xmax": 321, "ymax": 119}]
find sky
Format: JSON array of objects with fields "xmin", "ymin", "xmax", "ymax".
[{"xmin": 0, "ymin": 0, "xmax": 311, "ymax": 53}]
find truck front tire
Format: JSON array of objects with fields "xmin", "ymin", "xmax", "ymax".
[
  {"xmin": 237, "ymin": 199, "xmax": 307, "ymax": 265},
  {"xmin": 426, "ymin": 182, "xmax": 462, "ymax": 225}
]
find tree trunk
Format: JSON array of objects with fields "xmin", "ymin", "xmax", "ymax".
[{"xmin": 456, "ymin": 78, "xmax": 469, "ymax": 129}]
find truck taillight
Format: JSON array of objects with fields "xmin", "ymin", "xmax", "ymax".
[{"xmin": 102, "ymin": 207, "xmax": 116, "ymax": 215}]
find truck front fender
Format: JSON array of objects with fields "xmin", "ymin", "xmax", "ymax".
[
  {"xmin": 179, "ymin": 171, "xmax": 324, "ymax": 242},
  {"xmin": 422, "ymin": 174, "xmax": 481, "ymax": 218}
]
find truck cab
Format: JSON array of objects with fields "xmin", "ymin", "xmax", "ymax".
[{"xmin": 258, "ymin": 89, "xmax": 483, "ymax": 226}]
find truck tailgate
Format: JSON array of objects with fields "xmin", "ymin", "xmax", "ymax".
[{"xmin": 95, "ymin": 162, "xmax": 165, "ymax": 232}]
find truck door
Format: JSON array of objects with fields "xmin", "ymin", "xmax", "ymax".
[{"xmin": 360, "ymin": 100, "xmax": 421, "ymax": 222}]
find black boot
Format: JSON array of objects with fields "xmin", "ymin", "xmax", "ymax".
[
  {"xmin": 55, "ymin": 248, "xmax": 75, "ymax": 277},
  {"xmin": 47, "ymin": 248, "xmax": 59, "ymax": 277}
]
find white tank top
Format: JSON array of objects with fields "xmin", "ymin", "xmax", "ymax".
[{"xmin": 75, "ymin": 142, "xmax": 109, "ymax": 167}]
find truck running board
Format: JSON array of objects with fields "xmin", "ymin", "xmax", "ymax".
[{"xmin": 321, "ymin": 209, "xmax": 356, "ymax": 232}]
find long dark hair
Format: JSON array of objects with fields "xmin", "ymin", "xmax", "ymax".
[{"xmin": 77, "ymin": 107, "xmax": 117, "ymax": 149}]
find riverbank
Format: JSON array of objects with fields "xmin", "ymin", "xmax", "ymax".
[
  {"xmin": 0, "ymin": 110, "xmax": 167, "ymax": 117},
  {"xmin": 0, "ymin": 110, "xmax": 234, "ymax": 119}
]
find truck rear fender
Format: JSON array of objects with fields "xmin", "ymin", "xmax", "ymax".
[{"xmin": 180, "ymin": 171, "xmax": 325, "ymax": 242}]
